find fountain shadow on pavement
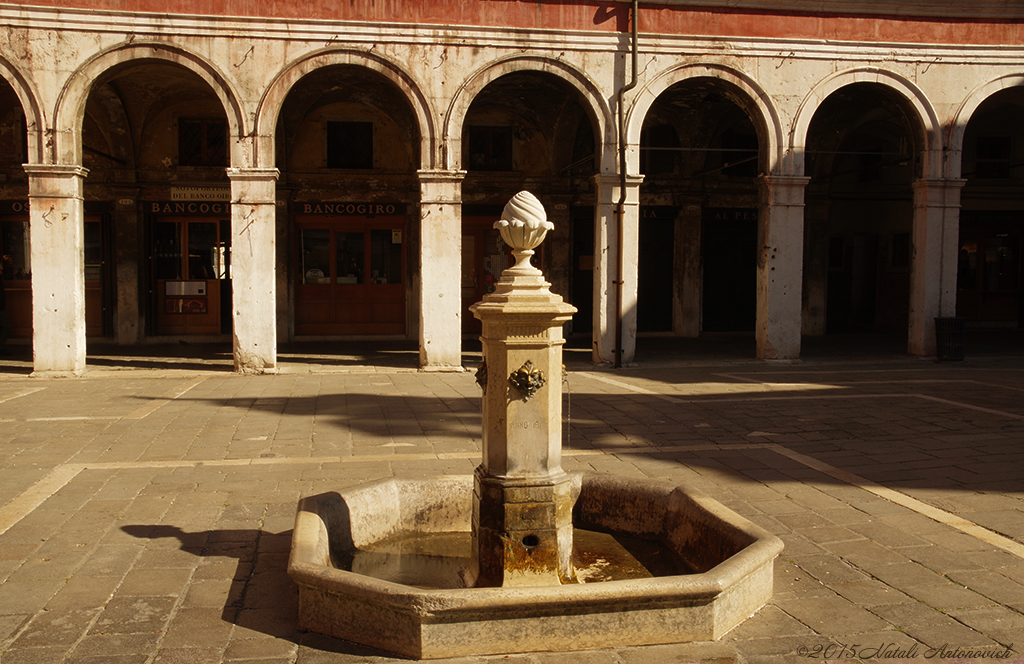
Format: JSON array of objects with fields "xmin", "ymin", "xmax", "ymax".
[{"xmin": 118, "ymin": 523, "xmax": 397, "ymax": 659}]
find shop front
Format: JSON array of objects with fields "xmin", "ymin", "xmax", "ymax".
[
  {"xmin": 295, "ymin": 203, "xmax": 407, "ymax": 336},
  {"xmin": 149, "ymin": 200, "xmax": 232, "ymax": 336},
  {"xmin": 2, "ymin": 202, "xmax": 109, "ymax": 339},
  {"xmin": 958, "ymin": 211, "xmax": 1023, "ymax": 326}
]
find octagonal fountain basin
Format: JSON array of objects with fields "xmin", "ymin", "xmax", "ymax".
[{"xmin": 287, "ymin": 472, "xmax": 783, "ymax": 660}]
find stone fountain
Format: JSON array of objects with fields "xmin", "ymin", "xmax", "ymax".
[{"xmin": 288, "ymin": 192, "xmax": 782, "ymax": 659}]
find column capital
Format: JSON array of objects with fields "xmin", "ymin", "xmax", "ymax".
[
  {"xmin": 226, "ymin": 167, "xmax": 280, "ymax": 182},
  {"xmin": 592, "ymin": 173, "xmax": 644, "ymax": 188},
  {"xmin": 24, "ymin": 164, "xmax": 89, "ymax": 198},
  {"xmin": 228, "ymin": 168, "xmax": 279, "ymax": 206},
  {"xmin": 760, "ymin": 175, "xmax": 811, "ymax": 207},
  {"xmin": 23, "ymin": 163, "xmax": 89, "ymax": 178},
  {"xmin": 912, "ymin": 177, "xmax": 967, "ymax": 207},
  {"xmin": 417, "ymin": 168, "xmax": 467, "ymax": 183},
  {"xmin": 418, "ymin": 169, "xmax": 466, "ymax": 205}
]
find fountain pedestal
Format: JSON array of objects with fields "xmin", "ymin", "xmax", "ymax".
[{"xmin": 467, "ymin": 192, "xmax": 577, "ymax": 587}]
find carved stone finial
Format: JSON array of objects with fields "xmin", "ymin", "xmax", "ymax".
[{"xmin": 493, "ymin": 192, "xmax": 554, "ymax": 273}]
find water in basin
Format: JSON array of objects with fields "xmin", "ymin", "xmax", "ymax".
[{"xmin": 332, "ymin": 528, "xmax": 693, "ymax": 589}]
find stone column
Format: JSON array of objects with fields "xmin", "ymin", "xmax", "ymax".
[
  {"xmin": 228, "ymin": 167, "xmax": 279, "ymax": 374},
  {"xmin": 909, "ymin": 178, "xmax": 965, "ymax": 356},
  {"xmin": 25, "ymin": 164, "xmax": 89, "ymax": 376},
  {"xmin": 418, "ymin": 169, "xmax": 465, "ymax": 371},
  {"xmin": 468, "ymin": 192, "xmax": 577, "ymax": 588},
  {"xmin": 757, "ymin": 175, "xmax": 810, "ymax": 361},
  {"xmin": 592, "ymin": 173, "xmax": 643, "ymax": 365}
]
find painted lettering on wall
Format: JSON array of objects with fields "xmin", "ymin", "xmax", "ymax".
[
  {"xmin": 300, "ymin": 203, "xmax": 398, "ymax": 216},
  {"xmin": 150, "ymin": 202, "xmax": 229, "ymax": 214},
  {"xmin": 0, "ymin": 201, "xmax": 27, "ymax": 213}
]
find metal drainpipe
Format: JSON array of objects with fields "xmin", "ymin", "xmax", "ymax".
[{"xmin": 614, "ymin": 0, "xmax": 639, "ymax": 369}]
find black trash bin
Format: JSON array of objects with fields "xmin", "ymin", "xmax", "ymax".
[{"xmin": 934, "ymin": 317, "xmax": 965, "ymax": 361}]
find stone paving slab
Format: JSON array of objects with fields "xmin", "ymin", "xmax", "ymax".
[{"xmin": 1, "ymin": 354, "xmax": 1024, "ymax": 662}]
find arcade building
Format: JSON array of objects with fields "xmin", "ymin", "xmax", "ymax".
[{"xmin": 0, "ymin": 0, "xmax": 1021, "ymax": 374}]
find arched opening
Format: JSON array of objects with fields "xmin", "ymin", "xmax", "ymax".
[
  {"xmin": 958, "ymin": 86, "xmax": 1024, "ymax": 331},
  {"xmin": 804, "ymin": 83, "xmax": 919, "ymax": 345},
  {"xmin": 636, "ymin": 79, "xmax": 762, "ymax": 343},
  {"xmin": 0, "ymin": 81, "xmax": 30, "ymax": 352},
  {"xmin": 80, "ymin": 60, "xmax": 233, "ymax": 342},
  {"xmin": 277, "ymin": 64, "xmax": 421, "ymax": 338},
  {"xmin": 459, "ymin": 70, "xmax": 598, "ymax": 336}
]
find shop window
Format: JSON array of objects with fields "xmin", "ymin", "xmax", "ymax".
[
  {"xmin": 958, "ymin": 241, "xmax": 977, "ymax": 290},
  {"xmin": 335, "ymin": 232, "xmax": 365, "ymax": 283},
  {"xmin": 974, "ymin": 136, "xmax": 1012, "ymax": 179},
  {"xmin": 467, "ymin": 125, "xmax": 513, "ymax": 171},
  {"xmin": 178, "ymin": 118, "xmax": 227, "ymax": 167},
  {"xmin": 85, "ymin": 221, "xmax": 102, "ymax": 281},
  {"xmin": 188, "ymin": 222, "xmax": 221, "ymax": 279},
  {"xmin": 369, "ymin": 229, "xmax": 402, "ymax": 284},
  {"xmin": 1, "ymin": 220, "xmax": 31, "ymax": 279},
  {"xmin": 154, "ymin": 221, "xmax": 183, "ymax": 279},
  {"xmin": 154, "ymin": 220, "xmax": 229, "ymax": 280},
  {"xmin": 300, "ymin": 229, "xmax": 331, "ymax": 284},
  {"xmin": 327, "ymin": 121, "xmax": 374, "ymax": 169},
  {"xmin": 984, "ymin": 235, "xmax": 1019, "ymax": 291}
]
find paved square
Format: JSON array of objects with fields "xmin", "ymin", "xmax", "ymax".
[{"xmin": 1, "ymin": 348, "xmax": 1024, "ymax": 663}]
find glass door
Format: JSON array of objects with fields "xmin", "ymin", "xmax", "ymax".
[
  {"xmin": 295, "ymin": 217, "xmax": 406, "ymax": 335},
  {"xmin": 153, "ymin": 218, "xmax": 230, "ymax": 335}
]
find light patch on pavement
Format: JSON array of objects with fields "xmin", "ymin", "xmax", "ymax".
[
  {"xmin": 0, "ymin": 387, "xmax": 45, "ymax": 404},
  {"xmin": 582, "ymin": 372, "xmax": 842, "ymax": 398},
  {"xmin": 123, "ymin": 377, "xmax": 208, "ymax": 419}
]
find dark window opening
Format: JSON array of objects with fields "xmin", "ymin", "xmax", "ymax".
[
  {"xmin": 640, "ymin": 124, "xmax": 679, "ymax": 175},
  {"xmin": 720, "ymin": 128, "xmax": 758, "ymax": 178},
  {"xmin": 327, "ymin": 121, "xmax": 374, "ymax": 169},
  {"xmin": 974, "ymin": 136, "xmax": 1012, "ymax": 179},
  {"xmin": 891, "ymin": 232, "xmax": 910, "ymax": 269},
  {"xmin": 178, "ymin": 118, "xmax": 227, "ymax": 167},
  {"xmin": 468, "ymin": 125, "xmax": 513, "ymax": 171},
  {"xmin": 829, "ymin": 237, "xmax": 845, "ymax": 271}
]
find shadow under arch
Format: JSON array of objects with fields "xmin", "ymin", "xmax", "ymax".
[
  {"xmin": 255, "ymin": 48, "xmax": 437, "ymax": 172},
  {"xmin": 626, "ymin": 62, "xmax": 784, "ymax": 177},
  {"xmin": 790, "ymin": 67, "xmax": 942, "ymax": 179},
  {"xmin": 0, "ymin": 53, "xmax": 46, "ymax": 164},
  {"xmin": 947, "ymin": 73, "xmax": 1024, "ymax": 180},
  {"xmin": 443, "ymin": 55, "xmax": 614, "ymax": 172},
  {"xmin": 52, "ymin": 41, "xmax": 248, "ymax": 167}
]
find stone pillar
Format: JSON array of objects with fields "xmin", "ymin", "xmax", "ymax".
[
  {"xmin": 757, "ymin": 175, "xmax": 810, "ymax": 361},
  {"xmin": 468, "ymin": 192, "xmax": 577, "ymax": 588},
  {"xmin": 113, "ymin": 189, "xmax": 142, "ymax": 344},
  {"xmin": 418, "ymin": 169, "xmax": 466, "ymax": 371},
  {"xmin": 25, "ymin": 164, "xmax": 89, "ymax": 376},
  {"xmin": 228, "ymin": 168, "xmax": 279, "ymax": 374},
  {"xmin": 592, "ymin": 173, "xmax": 643, "ymax": 365},
  {"xmin": 909, "ymin": 178, "xmax": 965, "ymax": 356}
]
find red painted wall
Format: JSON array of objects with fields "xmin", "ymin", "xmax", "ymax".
[{"xmin": 10, "ymin": 0, "xmax": 1023, "ymax": 45}]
